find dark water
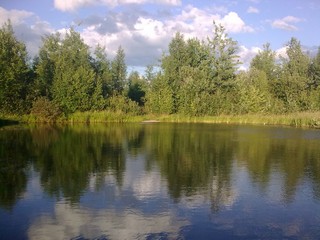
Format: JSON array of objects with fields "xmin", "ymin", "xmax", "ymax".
[{"xmin": 1, "ymin": 123, "xmax": 320, "ymax": 240}]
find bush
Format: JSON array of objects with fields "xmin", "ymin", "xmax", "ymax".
[
  {"xmin": 31, "ymin": 97, "xmax": 62, "ymax": 122},
  {"xmin": 107, "ymin": 95, "xmax": 142, "ymax": 115}
]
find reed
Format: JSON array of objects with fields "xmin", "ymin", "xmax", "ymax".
[{"xmin": 1, "ymin": 111, "xmax": 320, "ymax": 128}]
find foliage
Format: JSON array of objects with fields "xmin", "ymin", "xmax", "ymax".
[
  {"xmin": 107, "ymin": 95, "xmax": 141, "ymax": 115},
  {"xmin": 30, "ymin": 96, "xmax": 62, "ymax": 122},
  {"xmin": 111, "ymin": 46, "xmax": 127, "ymax": 94},
  {"xmin": 0, "ymin": 21, "xmax": 30, "ymax": 114},
  {"xmin": 145, "ymin": 74, "xmax": 173, "ymax": 114},
  {"xmin": 1, "ymin": 20, "xmax": 320, "ymax": 122}
]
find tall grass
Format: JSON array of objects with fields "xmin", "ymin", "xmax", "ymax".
[{"xmin": 1, "ymin": 111, "xmax": 320, "ymax": 128}]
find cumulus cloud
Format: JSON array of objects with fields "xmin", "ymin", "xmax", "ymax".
[
  {"xmin": 237, "ymin": 45, "xmax": 261, "ymax": 70},
  {"xmin": 54, "ymin": 0, "xmax": 181, "ymax": 12},
  {"xmin": 0, "ymin": 7, "xmax": 34, "ymax": 25},
  {"xmin": 80, "ymin": 6, "xmax": 254, "ymax": 67},
  {"xmin": 0, "ymin": 7, "xmax": 53, "ymax": 57},
  {"xmin": 219, "ymin": 12, "xmax": 254, "ymax": 33},
  {"xmin": 271, "ymin": 16, "xmax": 304, "ymax": 31},
  {"xmin": 247, "ymin": 6, "xmax": 259, "ymax": 14}
]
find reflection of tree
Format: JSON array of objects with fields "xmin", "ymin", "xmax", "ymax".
[
  {"xmin": 32, "ymin": 124, "xmax": 143, "ymax": 203},
  {"xmin": 0, "ymin": 128, "xmax": 32, "ymax": 210},
  {"xmin": 143, "ymin": 124, "xmax": 236, "ymax": 211},
  {"xmin": 236, "ymin": 127, "xmax": 320, "ymax": 203}
]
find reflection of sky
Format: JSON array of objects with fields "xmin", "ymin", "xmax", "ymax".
[
  {"xmin": 28, "ymin": 203, "xmax": 188, "ymax": 240},
  {"xmin": 2, "ymin": 126, "xmax": 320, "ymax": 239}
]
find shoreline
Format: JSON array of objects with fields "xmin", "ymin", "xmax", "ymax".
[{"xmin": 1, "ymin": 111, "xmax": 320, "ymax": 129}]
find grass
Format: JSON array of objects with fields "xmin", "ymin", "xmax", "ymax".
[{"xmin": 1, "ymin": 111, "xmax": 320, "ymax": 128}]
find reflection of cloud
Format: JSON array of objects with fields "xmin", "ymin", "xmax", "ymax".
[
  {"xmin": 211, "ymin": 177, "xmax": 238, "ymax": 210},
  {"xmin": 28, "ymin": 202, "xmax": 188, "ymax": 240},
  {"xmin": 132, "ymin": 172, "xmax": 165, "ymax": 200}
]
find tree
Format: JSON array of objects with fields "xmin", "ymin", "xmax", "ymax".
[
  {"xmin": 92, "ymin": 45, "xmax": 112, "ymax": 98},
  {"xmin": 128, "ymin": 71, "xmax": 146, "ymax": 106},
  {"xmin": 250, "ymin": 43, "xmax": 277, "ymax": 81},
  {"xmin": 208, "ymin": 21, "xmax": 240, "ymax": 92},
  {"xmin": 34, "ymin": 33, "xmax": 61, "ymax": 99},
  {"xmin": 309, "ymin": 47, "xmax": 320, "ymax": 89},
  {"xmin": 51, "ymin": 28, "xmax": 96, "ymax": 113},
  {"xmin": 161, "ymin": 32, "xmax": 188, "ymax": 112},
  {"xmin": 0, "ymin": 21, "xmax": 30, "ymax": 113},
  {"xmin": 111, "ymin": 46, "xmax": 127, "ymax": 94},
  {"xmin": 235, "ymin": 69, "xmax": 273, "ymax": 114},
  {"xmin": 275, "ymin": 38, "xmax": 310, "ymax": 111},
  {"xmin": 145, "ymin": 74, "xmax": 173, "ymax": 114}
]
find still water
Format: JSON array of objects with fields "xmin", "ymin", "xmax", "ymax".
[{"xmin": 1, "ymin": 123, "xmax": 320, "ymax": 239}]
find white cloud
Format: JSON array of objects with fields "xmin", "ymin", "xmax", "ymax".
[
  {"xmin": 247, "ymin": 6, "xmax": 259, "ymax": 14},
  {"xmin": 276, "ymin": 46, "xmax": 288, "ymax": 59},
  {"xmin": 238, "ymin": 45, "xmax": 261, "ymax": 70},
  {"xmin": 80, "ymin": 6, "xmax": 254, "ymax": 67},
  {"xmin": 219, "ymin": 12, "xmax": 254, "ymax": 33},
  {"xmin": 271, "ymin": 16, "xmax": 304, "ymax": 31},
  {"xmin": 54, "ymin": 0, "xmax": 181, "ymax": 12},
  {"xmin": 0, "ymin": 7, "xmax": 34, "ymax": 25},
  {"xmin": 0, "ymin": 7, "xmax": 54, "ymax": 57}
]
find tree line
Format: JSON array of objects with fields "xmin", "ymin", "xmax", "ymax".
[{"xmin": 1, "ymin": 20, "xmax": 320, "ymax": 120}]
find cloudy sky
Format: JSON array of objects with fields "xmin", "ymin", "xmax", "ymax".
[{"xmin": 1, "ymin": 0, "xmax": 320, "ymax": 71}]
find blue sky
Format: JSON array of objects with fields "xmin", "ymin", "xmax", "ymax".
[{"xmin": 1, "ymin": 0, "xmax": 320, "ymax": 71}]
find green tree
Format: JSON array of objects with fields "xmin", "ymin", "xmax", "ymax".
[
  {"xmin": 111, "ymin": 46, "xmax": 127, "ymax": 94},
  {"xmin": 51, "ymin": 28, "xmax": 95, "ymax": 113},
  {"xmin": 128, "ymin": 71, "xmax": 146, "ymax": 106},
  {"xmin": 235, "ymin": 69, "xmax": 273, "ymax": 114},
  {"xmin": 309, "ymin": 47, "xmax": 320, "ymax": 89},
  {"xmin": 208, "ymin": 22, "xmax": 240, "ymax": 91},
  {"xmin": 161, "ymin": 32, "xmax": 188, "ymax": 112},
  {"xmin": 92, "ymin": 45, "xmax": 112, "ymax": 98},
  {"xmin": 275, "ymin": 38, "xmax": 310, "ymax": 111},
  {"xmin": 34, "ymin": 33, "xmax": 61, "ymax": 99},
  {"xmin": 145, "ymin": 73, "xmax": 173, "ymax": 114},
  {"xmin": 0, "ymin": 21, "xmax": 30, "ymax": 113},
  {"xmin": 250, "ymin": 43, "xmax": 277, "ymax": 81}
]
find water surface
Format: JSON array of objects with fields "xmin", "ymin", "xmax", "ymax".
[{"xmin": 1, "ymin": 123, "xmax": 320, "ymax": 239}]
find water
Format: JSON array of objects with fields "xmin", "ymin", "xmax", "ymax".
[{"xmin": 1, "ymin": 123, "xmax": 320, "ymax": 239}]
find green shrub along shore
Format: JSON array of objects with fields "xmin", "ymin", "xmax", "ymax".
[
  {"xmin": 1, "ymin": 21, "xmax": 320, "ymax": 129},
  {"xmin": 1, "ymin": 111, "xmax": 320, "ymax": 129}
]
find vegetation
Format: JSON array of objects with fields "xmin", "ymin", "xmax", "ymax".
[{"xmin": 1, "ymin": 20, "xmax": 320, "ymax": 127}]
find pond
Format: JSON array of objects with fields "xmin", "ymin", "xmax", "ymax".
[{"xmin": 1, "ymin": 123, "xmax": 320, "ymax": 239}]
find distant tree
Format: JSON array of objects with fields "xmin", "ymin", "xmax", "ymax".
[
  {"xmin": 92, "ymin": 44, "xmax": 112, "ymax": 98},
  {"xmin": 111, "ymin": 46, "xmax": 127, "ymax": 94},
  {"xmin": 309, "ymin": 47, "xmax": 320, "ymax": 89},
  {"xmin": 250, "ymin": 43, "xmax": 277, "ymax": 81},
  {"xmin": 208, "ymin": 21, "xmax": 240, "ymax": 92},
  {"xmin": 128, "ymin": 71, "xmax": 146, "ymax": 106},
  {"xmin": 0, "ymin": 21, "xmax": 30, "ymax": 113},
  {"xmin": 235, "ymin": 69, "xmax": 273, "ymax": 114},
  {"xmin": 145, "ymin": 74, "xmax": 173, "ymax": 114}
]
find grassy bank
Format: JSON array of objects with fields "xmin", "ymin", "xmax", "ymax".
[
  {"xmin": 155, "ymin": 112, "xmax": 320, "ymax": 128},
  {"xmin": 1, "ymin": 111, "xmax": 320, "ymax": 128}
]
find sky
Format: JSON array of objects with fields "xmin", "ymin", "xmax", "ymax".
[{"xmin": 1, "ymin": 0, "xmax": 320, "ymax": 72}]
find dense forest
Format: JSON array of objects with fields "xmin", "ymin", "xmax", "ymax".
[{"xmin": 1, "ymin": 20, "xmax": 320, "ymax": 121}]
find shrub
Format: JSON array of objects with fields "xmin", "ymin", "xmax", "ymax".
[{"xmin": 31, "ymin": 97, "xmax": 62, "ymax": 122}]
